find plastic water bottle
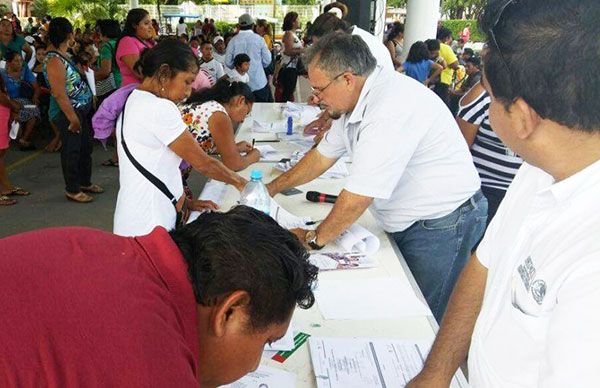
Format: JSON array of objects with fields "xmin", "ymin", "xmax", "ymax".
[{"xmin": 240, "ymin": 170, "xmax": 271, "ymax": 215}]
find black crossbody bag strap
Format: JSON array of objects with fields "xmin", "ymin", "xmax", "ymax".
[{"xmin": 119, "ymin": 97, "xmax": 178, "ymax": 208}]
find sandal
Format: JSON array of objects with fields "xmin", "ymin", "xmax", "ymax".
[
  {"xmin": 101, "ymin": 158, "xmax": 119, "ymax": 167},
  {"xmin": 65, "ymin": 191, "xmax": 93, "ymax": 203},
  {"xmin": 3, "ymin": 187, "xmax": 30, "ymax": 196},
  {"xmin": 0, "ymin": 195, "xmax": 17, "ymax": 206},
  {"xmin": 80, "ymin": 184, "xmax": 104, "ymax": 194}
]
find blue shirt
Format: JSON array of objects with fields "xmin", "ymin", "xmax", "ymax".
[
  {"xmin": 403, "ymin": 60, "xmax": 434, "ymax": 83},
  {"xmin": 225, "ymin": 30, "xmax": 271, "ymax": 91},
  {"xmin": 0, "ymin": 66, "xmax": 36, "ymax": 99}
]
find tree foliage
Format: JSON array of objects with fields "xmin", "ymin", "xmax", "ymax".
[
  {"xmin": 387, "ymin": 0, "xmax": 407, "ymax": 8},
  {"xmin": 441, "ymin": 0, "xmax": 485, "ymax": 20},
  {"xmin": 45, "ymin": 0, "xmax": 128, "ymax": 28}
]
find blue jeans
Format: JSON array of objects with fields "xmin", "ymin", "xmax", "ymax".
[{"xmin": 391, "ymin": 190, "xmax": 487, "ymax": 322}]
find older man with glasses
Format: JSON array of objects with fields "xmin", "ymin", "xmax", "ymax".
[
  {"xmin": 408, "ymin": 0, "xmax": 600, "ymax": 387},
  {"xmin": 266, "ymin": 32, "xmax": 486, "ymax": 323}
]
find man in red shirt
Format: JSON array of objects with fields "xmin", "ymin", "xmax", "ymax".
[{"xmin": 0, "ymin": 206, "xmax": 317, "ymax": 388}]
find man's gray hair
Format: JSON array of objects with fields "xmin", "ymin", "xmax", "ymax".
[{"xmin": 302, "ymin": 31, "xmax": 377, "ymax": 78}]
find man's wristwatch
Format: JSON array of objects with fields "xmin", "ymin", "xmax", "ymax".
[{"xmin": 305, "ymin": 230, "xmax": 324, "ymax": 250}]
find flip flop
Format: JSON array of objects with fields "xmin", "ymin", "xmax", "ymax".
[
  {"xmin": 101, "ymin": 158, "xmax": 119, "ymax": 167},
  {"xmin": 65, "ymin": 191, "xmax": 93, "ymax": 203},
  {"xmin": 80, "ymin": 184, "xmax": 104, "ymax": 194},
  {"xmin": 0, "ymin": 195, "xmax": 17, "ymax": 206},
  {"xmin": 3, "ymin": 187, "xmax": 30, "ymax": 196}
]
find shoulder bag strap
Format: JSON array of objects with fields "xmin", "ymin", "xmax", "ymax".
[
  {"xmin": 47, "ymin": 50, "xmax": 92, "ymax": 93},
  {"xmin": 119, "ymin": 97, "xmax": 178, "ymax": 209}
]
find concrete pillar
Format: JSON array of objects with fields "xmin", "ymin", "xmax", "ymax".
[
  {"xmin": 402, "ymin": 0, "xmax": 439, "ymax": 61},
  {"xmin": 130, "ymin": 0, "xmax": 139, "ymax": 9},
  {"xmin": 372, "ymin": 0, "xmax": 387, "ymax": 40}
]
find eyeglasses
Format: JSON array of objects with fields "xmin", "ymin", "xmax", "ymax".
[
  {"xmin": 310, "ymin": 72, "xmax": 346, "ymax": 97},
  {"xmin": 487, "ymin": 0, "xmax": 516, "ymax": 79}
]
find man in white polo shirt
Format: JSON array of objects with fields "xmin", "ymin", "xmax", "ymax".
[
  {"xmin": 408, "ymin": 0, "xmax": 600, "ymax": 386},
  {"xmin": 267, "ymin": 32, "xmax": 486, "ymax": 322}
]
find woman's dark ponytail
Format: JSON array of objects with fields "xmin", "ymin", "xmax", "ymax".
[{"xmin": 187, "ymin": 79, "xmax": 255, "ymax": 105}]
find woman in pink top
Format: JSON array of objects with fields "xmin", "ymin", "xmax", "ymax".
[{"xmin": 116, "ymin": 8, "xmax": 156, "ymax": 86}]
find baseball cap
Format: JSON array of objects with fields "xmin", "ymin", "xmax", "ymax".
[
  {"xmin": 238, "ymin": 13, "xmax": 254, "ymax": 27},
  {"xmin": 213, "ymin": 36, "xmax": 224, "ymax": 45}
]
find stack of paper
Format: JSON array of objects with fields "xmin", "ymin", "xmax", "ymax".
[
  {"xmin": 309, "ymin": 252, "xmax": 377, "ymax": 271},
  {"xmin": 309, "ymin": 337, "xmax": 434, "ymax": 388},
  {"xmin": 314, "ymin": 277, "xmax": 430, "ymax": 320},
  {"xmin": 335, "ymin": 224, "xmax": 380, "ymax": 255},
  {"xmin": 275, "ymin": 150, "xmax": 349, "ymax": 179},
  {"xmin": 282, "ymin": 102, "xmax": 322, "ymax": 125}
]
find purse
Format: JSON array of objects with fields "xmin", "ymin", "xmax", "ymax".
[
  {"xmin": 95, "ymin": 42, "xmax": 117, "ymax": 97},
  {"xmin": 119, "ymin": 97, "xmax": 190, "ymax": 228}
]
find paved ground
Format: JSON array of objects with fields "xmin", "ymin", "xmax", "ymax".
[{"xmin": 1, "ymin": 78, "xmax": 311, "ymax": 238}]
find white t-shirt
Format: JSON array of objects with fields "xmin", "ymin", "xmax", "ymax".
[
  {"xmin": 317, "ymin": 66, "xmax": 480, "ymax": 232},
  {"xmin": 469, "ymin": 160, "xmax": 600, "ymax": 387},
  {"xmin": 176, "ymin": 23, "xmax": 187, "ymax": 37},
  {"xmin": 114, "ymin": 89, "xmax": 186, "ymax": 237},
  {"xmin": 213, "ymin": 51, "xmax": 226, "ymax": 66},
  {"xmin": 200, "ymin": 58, "xmax": 225, "ymax": 85},
  {"xmin": 351, "ymin": 26, "xmax": 394, "ymax": 72},
  {"xmin": 226, "ymin": 67, "xmax": 249, "ymax": 84}
]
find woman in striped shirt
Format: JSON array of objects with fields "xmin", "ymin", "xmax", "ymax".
[{"xmin": 457, "ymin": 81, "xmax": 523, "ymax": 223}]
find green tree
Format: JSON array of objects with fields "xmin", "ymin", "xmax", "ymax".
[
  {"xmin": 32, "ymin": 0, "xmax": 50, "ymax": 18},
  {"xmin": 48, "ymin": 0, "xmax": 128, "ymax": 28},
  {"xmin": 442, "ymin": 0, "xmax": 485, "ymax": 19},
  {"xmin": 387, "ymin": 0, "xmax": 407, "ymax": 8}
]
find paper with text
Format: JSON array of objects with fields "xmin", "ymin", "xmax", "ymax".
[
  {"xmin": 335, "ymin": 224, "xmax": 380, "ymax": 255},
  {"xmin": 309, "ymin": 337, "xmax": 431, "ymax": 388}
]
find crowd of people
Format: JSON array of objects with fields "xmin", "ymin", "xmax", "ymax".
[{"xmin": 1, "ymin": 0, "xmax": 600, "ymax": 387}]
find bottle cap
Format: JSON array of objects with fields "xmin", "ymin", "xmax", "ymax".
[{"xmin": 250, "ymin": 170, "xmax": 263, "ymax": 180}]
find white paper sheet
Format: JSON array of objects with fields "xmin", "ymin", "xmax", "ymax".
[
  {"xmin": 187, "ymin": 180, "xmax": 229, "ymax": 223},
  {"xmin": 309, "ymin": 337, "xmax": 433, "ymax": 388},
  {"xmin": 335, "ymin": 224, "xmax": 380, "ymax": 255},
  {"xmin": 264, "ymin": 326, "xmax": 295, "ymax": 352},
  {"xmin": 220, "ymin": 365, "xmax": 296, "ymax": 388},
  {"xmin": 255, "ymin": 144, "xmax": 280, "ymax": 162},
  {"xmin": 270, "ymin": 199, "xmax": 314, "ymax": 230},
  {"xmin": 252, "ymin": 119, "xmax": 288, "ymax": 133},
  {"xmin": 309, "ymin": 252, "xmax": 377, "ymax": 271},
  {"xmin": 314, "ymin": 277, "xmax": 430, "ymax": 320},
  {"xmin": 85, "ymin": 68, "xmax": 96, "ymax": 96}
]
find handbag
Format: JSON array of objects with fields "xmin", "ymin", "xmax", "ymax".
[
  {"xmin": 95, "ymin": 42, "xmax": 117, "ymax": 97},
  {"xmin": 119, "ymin": 97, "xmax": 190, "ymax": 228}
]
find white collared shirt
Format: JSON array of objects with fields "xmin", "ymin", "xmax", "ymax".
[
  {"xmin": 317, "ymin": 67, "xmax": 480, "ymax": 232},
  {"xmin": 351, "ymin": 26, "xmax": 394, "ymax": 72},
  {"xmin": 470, "ymin": 160, "xmax": 600, "ymax": 387},
  {"xmin": 225, "ymin": 30, "xmax": 272, "ymax": 91}
]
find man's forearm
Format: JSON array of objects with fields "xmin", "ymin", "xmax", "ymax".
[
  {"xmin": 315, "ymin": 189, "xmax": 373, "ymax": 246},
  {"xmin": 268, "ymin": 149, "xmax": 336, "ymax": 195},
  {"xmin": 410, "ymin": 254, "xmax": 488, "ymax": 386}
]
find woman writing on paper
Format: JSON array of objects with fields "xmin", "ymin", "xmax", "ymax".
[
  {"xmin": 113, "ymin": 40, "xmax": 246, "ymax": 237},
  {"xmin": 180, "ymin": 79, "xmax": 260, "ymax": 172}
]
